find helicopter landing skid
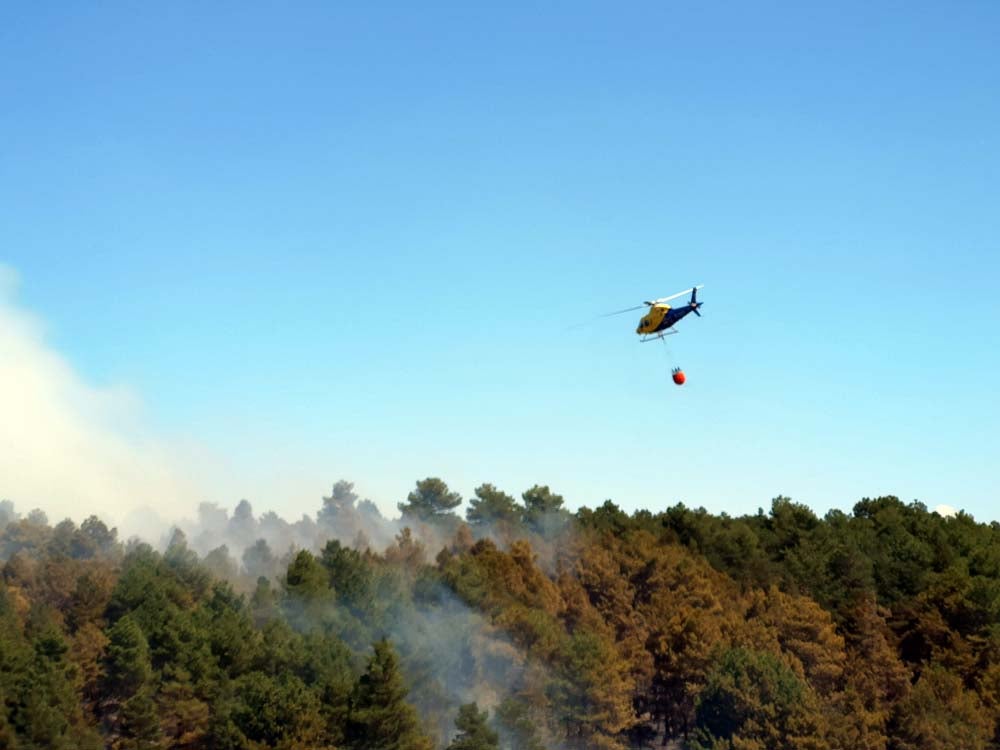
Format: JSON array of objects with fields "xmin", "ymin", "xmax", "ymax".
[{"xmin": 639, "ymin": 330, "xmax": 678, "ymax": 343}]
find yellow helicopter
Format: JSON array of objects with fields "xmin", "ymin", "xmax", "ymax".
[{"xmin": 605, "ymin": 285, "xmax": 704, "ymax": 342}]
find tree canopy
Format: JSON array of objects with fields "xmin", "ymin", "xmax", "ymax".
[{"xmin": 2, "ymin": 488, "xmax": 1000, "ymax": 749}]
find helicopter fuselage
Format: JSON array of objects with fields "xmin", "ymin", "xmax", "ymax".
[{"xmin": 636, "ymin": 304, "xmax": 696, "ymax": 335}]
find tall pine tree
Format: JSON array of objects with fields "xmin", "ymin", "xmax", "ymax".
[
  {"xmin": 346, "ymin": 639, "xmax": 432, "ymax": 750},
  {"xmin": 102, "ymin": 615, "xmax": 162, "ymax": 750}
]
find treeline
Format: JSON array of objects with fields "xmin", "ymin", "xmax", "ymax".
[
  {"xmin": 1, "ymin": 485, "xmax": 999, "ymax": 749},
  {"xmin": 567, "ymin": 495, "xmax": 1000, "ymax": 748}
]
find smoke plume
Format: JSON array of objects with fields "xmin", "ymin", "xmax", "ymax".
[{"xmin": 0, "ymin": 264, "xmax": 201, "ymax": 524}]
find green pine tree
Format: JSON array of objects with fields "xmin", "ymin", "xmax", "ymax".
[
  {"xmin": 446, "ymin": 703, "xmax": 499, "ymax": 750},
  {"xmin": 120, "ymin": 688, "xmax": 162, "ymax": 750},
  {"xmin": 102, "ymin": 615, "xmax": 162, "ymax": 749},
  {"xmin": 493, "ymin": 698, "xmax": 546, "ymax": 750},
  {"xmin": 346, "ymin": 639, "xmax": 432, "ymax": 750},
  {"xmin": 397, "ymin": 478, "xmax": 462, "ymax": 522},
  {"xmin": 466, "ymin": 485, "xmax": 521, "ymax": 526}
]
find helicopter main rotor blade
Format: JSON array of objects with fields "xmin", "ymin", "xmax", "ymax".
[
  {"xmin": 566, "ymin": 303, "xmax": 644, "ymax": 331},
  {"xmin": 600, "ymin": 304, "xmax": 646, "ymax": 317},
  {"xmin": 648, "ymin": 285, "xmax": 704, "ymax": 305}
]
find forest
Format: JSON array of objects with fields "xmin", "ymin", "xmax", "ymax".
[{"xmin": 1, "ymin": 480, "xmax": 999, "ymax": 749}]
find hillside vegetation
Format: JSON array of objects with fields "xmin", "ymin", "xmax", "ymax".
[{"xmin": 1, "ymin": 483, "xmax": 998, "ymax": 749}]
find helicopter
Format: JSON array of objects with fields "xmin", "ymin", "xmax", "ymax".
[{"xmin": 605, "ymin": 285, "xmax": 704, "ymax": 342}]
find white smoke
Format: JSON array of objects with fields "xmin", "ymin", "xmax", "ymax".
[{"xmin": 0, "ymin": 264, "xmax": 201, "ymax": 526}]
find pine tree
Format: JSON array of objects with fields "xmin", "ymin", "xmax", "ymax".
[
  {"xmin": 119, "ymin": 688, "xmax": 162, "ymax": 750},
  {"xmin": 692, "ymin": 647, "xmax": 824, "ymax": 750},
  {"xmin": 242, "ymin": 538, "xmax": 278, "ymax": 581},
  {"xmin": 15, "ymin": 606, "xmax": 94, "ymax": 750},
  {"xmin": 493, "ymin": 698, "xmax": 546, "ymax": 750},
  {"xmin": 890, "ymin": 665, "xmax": 993, "ymax": 750},
  {"xmin": 346, "ymin": 639, "xmax": 432, "ymax": 750},
  {"xmin": 466, "ymin": 485, "xmax": 520, "ymax": 527},
  {"xmin": 521, "ymin": 485, "xmax": 568, "ymax": 534},
  {"xmin": 397, "ymin": 478, "xmax": 462, "ymax": 522},
  {"xmin": 102, "ymin": 615, "xmax": 162, "ymax": 749},
  {"xmin": 318, "ymin": 480, "xmax": 362, "ymax": 539},
  {"xmin": 446, "ymin": 703, "xmax": 499, "ymax": 750},
  {"xmin": 103, "ymin": 616, "xmax": 152, "ymax": 699}
]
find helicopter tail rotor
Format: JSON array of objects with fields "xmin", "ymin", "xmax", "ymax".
[
  {"xmin": 689, "ymin": 287, "xmax": 703, "ymax": 316},
  {"xmin": 690, "ymin": 287, "xmax": 698, "ymax": 304}
]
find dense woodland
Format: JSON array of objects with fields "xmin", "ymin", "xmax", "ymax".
[{"xmin": 2, "ymin": 481, "xmax": 999, "ymax": 749}]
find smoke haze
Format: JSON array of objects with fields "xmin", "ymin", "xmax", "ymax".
[
  {"xmin": 0, "ymin": 264, "xmax": 202, "ymax": 524},
  {"xmin": 0, "ymin": 263, "xmax": 572, "ymax": 746}
]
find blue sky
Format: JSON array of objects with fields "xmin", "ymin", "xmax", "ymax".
[{"xmin": 2, "ymin": 2, "xmax": 998, "ymax": 523}]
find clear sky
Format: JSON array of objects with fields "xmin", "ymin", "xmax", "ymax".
[{"xmin": 2, "ymin": 2, "xmax": 998, "ymax": 525}]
